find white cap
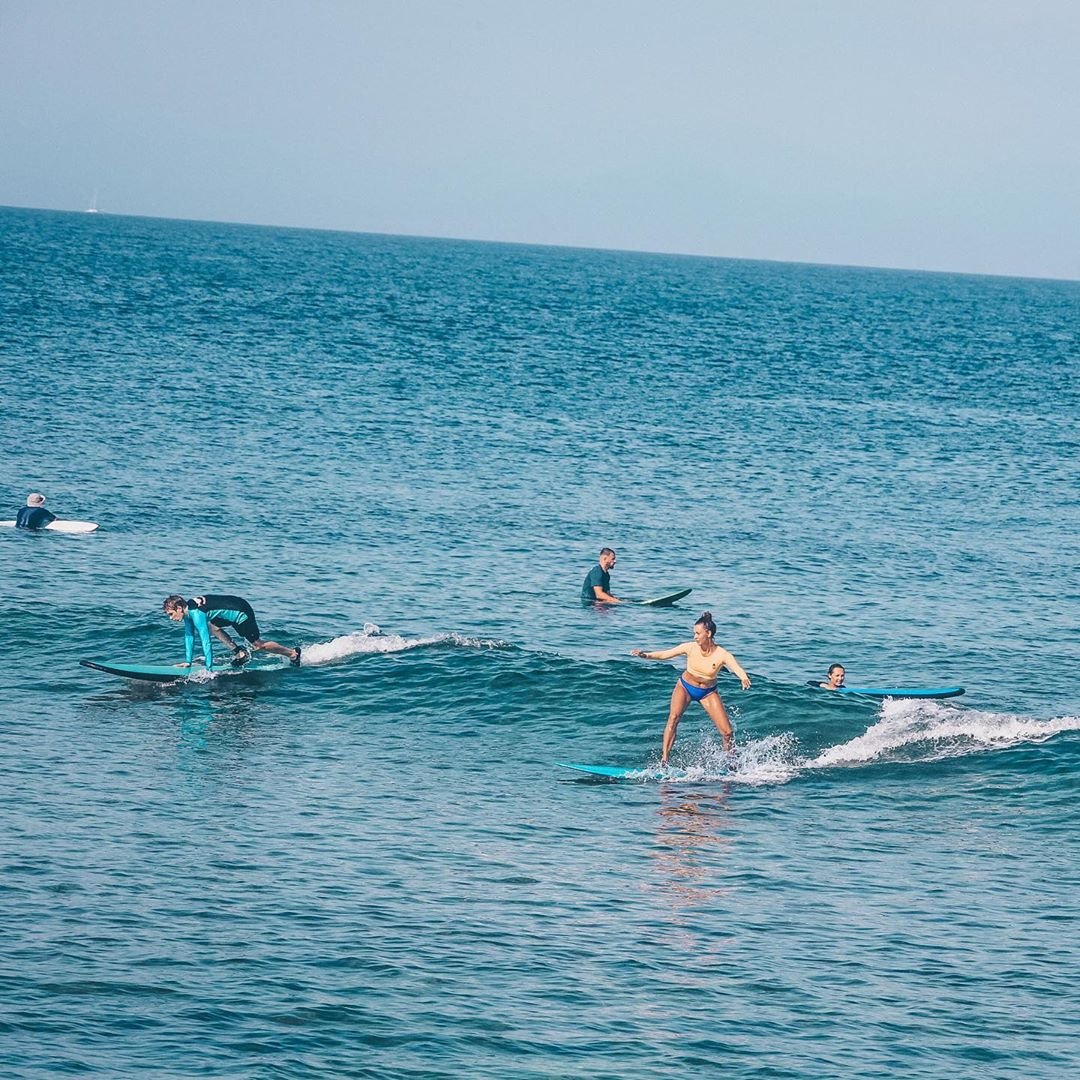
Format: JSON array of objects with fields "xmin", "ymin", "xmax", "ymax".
[{"xmin": 27, "ymin": 493, "xmax": 46, "ymax": 506}]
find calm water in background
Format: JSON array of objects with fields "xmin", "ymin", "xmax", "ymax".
[{"xmin": 1, "ymin": 206, "xmax": 1078, "ymax": 1078}]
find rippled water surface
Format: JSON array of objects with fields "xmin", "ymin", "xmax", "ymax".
[{"xmin": 2, "ymin": 207, "xmax": 1078, "ymax": 1077}]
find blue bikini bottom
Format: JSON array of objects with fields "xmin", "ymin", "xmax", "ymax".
[{"xmin": 679, "ymin": 676, "xmax": 718, "ymax": 702}]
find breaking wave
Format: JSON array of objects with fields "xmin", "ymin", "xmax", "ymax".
[
  {"xmin": 298, "ymin": 623, "xmax": 510, "ymax": 666},
  {"xmin": 810, "ymin": 698, "xmax": 1080, "ymax": 768}
]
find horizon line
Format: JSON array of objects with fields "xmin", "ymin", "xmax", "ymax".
[{"xmin": 2, "ymin": 200, "xmax": 1077, "ymax": 287}]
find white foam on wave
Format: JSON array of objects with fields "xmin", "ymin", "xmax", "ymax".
[
  {"xmin": 643, "ymin": 733, "xmax": 804, "ymax": 786},
  {"xmin": 634, "ymin": 702, "xmax": 1079, "ymax": 784},
  {"xmin": 728, "ymin": 733, "xmax": 804, "ymax": 785},
  {"xmin": 811, "ymin": 697, "xmax": 1080, "ymax": 769},
  {"xmin": 298, "ymin": 623, "xmax": 508, "ymax": 666},
  {"xmin": 188, "ymin": 664, "xmax": 282, "ymax": 683}
]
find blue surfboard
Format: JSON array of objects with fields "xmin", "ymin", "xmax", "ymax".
[
  {"xmin": 81, "ymin": 659, "xmax": 282, "ymax": 683},
  {"xmin": 808, "ymin": 681, "xmax": 965, "ymax": 699},
  {"xmin": 556, "ymin": 762, "xmax": 691, "ymax": 780}
]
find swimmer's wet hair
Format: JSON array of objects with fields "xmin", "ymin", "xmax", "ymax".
[
  {"xmin": 828, "ymin": 663, "xmax": 844, "ymax": 675},
  {"xmin": 163, "ymin": 594, "xmax": 186, "ymax": 612},
  {"xmin": 695, "ymin": 611, "xmax": 716, "ymax": 635}
]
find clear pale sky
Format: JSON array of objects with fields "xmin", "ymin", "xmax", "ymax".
[{"xmin": 2, "ymin": 0, "xmax": 1078, "ymax": 279}]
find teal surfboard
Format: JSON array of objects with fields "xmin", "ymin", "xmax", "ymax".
[
  {"xmin": 81, "ymin": 659, "xmax": 282, "ymax": 683},
  {"xmin": 82, "ymin": 660, "xmax": 218, "ymax": 682},
  {"xmin": 556, "ymin": 762, "xmax": 690, "ymax": 780},
  {"xmin": 636, "ymin": 588, "xmax": 692, "ymax": 607},
  {"xmin": 808, "ymin": 681, "xmax": 965, "ymax": 699}
]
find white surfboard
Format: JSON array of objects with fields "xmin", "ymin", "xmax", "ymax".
[{"xmin": 0, "ymin": 519, "xmax": 99, "ymax": 534}]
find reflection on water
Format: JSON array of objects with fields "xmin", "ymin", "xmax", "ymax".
[
  {"xmin": 84, "ymin": 676, "xmax": 281, "ymax": 782},
  {"xmin": 170, "ymin": 684, "xmax": 278, "ymax": 785},
  {"xmin": 652, "ymin": 786, "xmax": 736, "ymax": 914},
  {"xmin": 648, "ymin": 786, "xmax": 742, "ymax": 957}
]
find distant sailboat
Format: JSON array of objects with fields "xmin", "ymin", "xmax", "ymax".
[{"xmin": 86, "ymin": 189, "xmax": 99, "ymax": 214}]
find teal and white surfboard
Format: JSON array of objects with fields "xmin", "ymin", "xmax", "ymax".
[
  {"xmin": 81, "ymin": 659, "xmax": 284, "ymax": 683},
  {"xmin": 555, "ymin": 762, "xmax": 690, "ymax": 780}
]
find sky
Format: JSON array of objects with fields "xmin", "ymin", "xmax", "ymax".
[{"xmin": 1, "ymin": 0, "xmax": 1078, "ymax": 279}]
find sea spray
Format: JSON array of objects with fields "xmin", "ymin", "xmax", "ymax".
[
  {"xmin": 299, "ymin": 624, "xmax": 510, "ymax": 666},
  {"xmin": 811, "ymin": 698, "xmax": 1080, "ymax": 768}
]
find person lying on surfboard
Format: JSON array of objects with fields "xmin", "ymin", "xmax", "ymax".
[
  {"xmin": 631, "ymin": 611, "xmax": 751, "ymax": 764},
  {"xmin": 819, "ymin": 664, "xmax": 846, "ymax": 690},
  {"xmin": 15, "ymin": 493, "xmax": 57, "ymax": 530},
  {"xmin": 581, "ymin": 547, "xmax": 621, "ymax": 604},
  {"xmin": 163, "ymin": 594, "xmax": 301, "ymax": 670}
]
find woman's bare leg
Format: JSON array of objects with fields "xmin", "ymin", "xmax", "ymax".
[
  {"xmin": 661, "ymin": 682, "xmax": 691, "ymax": 764},
  {"xmin": 701, "ymin": 692, "xmax": 734, "ymax": 752}
]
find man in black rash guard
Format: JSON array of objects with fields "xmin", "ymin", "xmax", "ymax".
[{"xmin": 16, "ymin": 493, "xmax": 56, "ymax": 530}]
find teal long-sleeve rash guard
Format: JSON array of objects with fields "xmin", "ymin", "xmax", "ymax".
[{"xmin": 183, "ymin": 608, "xmax": 216, "ymax": 669}]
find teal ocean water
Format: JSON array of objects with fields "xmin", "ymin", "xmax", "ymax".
[{"xmin": 2, "ymin": 206, "xmax": 1078, "ymax": 1078}]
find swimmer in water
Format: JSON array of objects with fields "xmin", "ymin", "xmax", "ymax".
[
  {"xmin": 631, "ymin": 611, "xmax": 751, "ymax": 764},
  {"xmin": 819, "ymin": 664, "xmax": 846, "ymax": 690},
  {"xmin": 581, "ymin": 547, "xmax": 621, "ymax": 604}
]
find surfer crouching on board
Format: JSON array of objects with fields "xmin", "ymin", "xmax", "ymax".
[
  {"xmin": 16, "ymin": 493, "xmax": 57, "ymax": 530},
  {"xmin": 582, "ymin": 547, "xmax": 621, "ymax": 604},
  {"xmin": 163, "ymin": 594, "xmax": 301, "ymax": 670},
  {"xmin": 819, "ymin": 664, "xmax": 846, "ymax": 690},
  {"xmin": 631, "ymin": 611, "xmax": 751, "ymax": 764}
]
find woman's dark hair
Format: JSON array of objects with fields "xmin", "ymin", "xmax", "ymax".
[
  {"xmin": 695, "ymin": 611, "xmax": 716, "ymax": 636},
  {"xmin": 163, "ymin": 594, "xmax": 186, "ymax": 612},
  {"xmin": 828, "ymin": 663, "xmax": 844, "ymax": 676}
]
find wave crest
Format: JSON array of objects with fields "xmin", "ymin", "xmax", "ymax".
[
  {"xmin": 299, "ymin": 624, "xmax": 510, "ymax": 666},
  {"xmin": 811, "ymin": 698, "xmax": 1080, "ymax": 768}
]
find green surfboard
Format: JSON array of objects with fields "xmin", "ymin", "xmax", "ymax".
[
  {"xmin": 80, "ymin": 659, "xmax": 283, "ymax": 683},
  {"xmin": 635, "ymin": 588, "xmax": 692, "ymax": 607}
]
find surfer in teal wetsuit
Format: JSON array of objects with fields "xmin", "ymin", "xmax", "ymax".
[
  {"xmin": 632, "ymin": 612, "xmax": 751, "ymax": 764},
  {"xmin": 581, "ymin": 548, "xmax": 621, "ymax": 604},
  {"xmin": 15, "ymin": 493, "xmax": 56, "ymax": 530},
  {"xmin": 163, "ymin": 594, "xmax": 301, "ymax": 670}
]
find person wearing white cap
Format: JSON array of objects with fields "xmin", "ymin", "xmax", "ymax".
[{"xmin": 16, "ymin": 493, "xmax": 57, "ymax": 530}]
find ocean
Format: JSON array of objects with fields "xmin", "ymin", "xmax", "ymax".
[{"xmin": 1, "ymin": 205, "xmax": 1078, "ymax": 1078}]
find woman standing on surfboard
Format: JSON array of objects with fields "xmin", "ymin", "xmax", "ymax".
[{"xmin": 631, "ymin": 612, "xmax": 751, "ymax": 764}]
